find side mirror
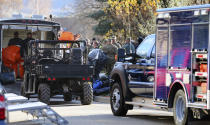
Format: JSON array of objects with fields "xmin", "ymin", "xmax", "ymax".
[
  {"xmin": 117, "ymin": 48, "xmax": 125, "ymax": 62},
  {"xmin": 140, "ymin": 59, "xmax": 146, "ymax": 63}
]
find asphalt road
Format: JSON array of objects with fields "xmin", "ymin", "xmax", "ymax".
[
  {"xmin": 8, "ymin": 100, "xmax": 174, "ymax": 125},
  {"xmin": 4, "ymin": 82, "xmax": 210, "ymax": 125}
]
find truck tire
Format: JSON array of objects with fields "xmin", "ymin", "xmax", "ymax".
[
  {"xmin": 110, "ymin": 83, "xmax": 128, "ymax": 116},
  {"xmin": 38, "ymin": 83, "xmax": 50, "ymax": 104},
  {"xmin": 63, "ymin": 93, "xmax": 72, "ymax": 102},
  {"xmin": 173, "ymin": 90, "xmax": 189, "ymax": 125},
  {"xmin": 80, "ymin": 82, "xmax": 93, "ymax": 105}
]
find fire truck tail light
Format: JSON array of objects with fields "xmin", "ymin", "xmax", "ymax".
[
  {"xmin": 0, "ymin": 108, "xmax": 5, "ymax": 120},
  {"xmin": 0, "ymin": 95, "xmax": 5, "ymax": 120}
]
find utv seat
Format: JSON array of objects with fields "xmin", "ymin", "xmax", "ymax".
[
  {"xmin": 39, "ymin": 50, "xmax": 57, "ymax": 64},
  {"xmin": 43, "ymin": 50, "xmax": 53, "ymax": 58},
  {"xmin": 69, "ymin": 48, "xmax": 82, "ymax": 64}
]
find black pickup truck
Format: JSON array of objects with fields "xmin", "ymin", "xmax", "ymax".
[
  {"xmin": 110, "ymin": 34, "xmax": 155, "ymax": 115},
  {"xmin": 21, "ymin": 40, "xmax": 94, "ymax": 105}
]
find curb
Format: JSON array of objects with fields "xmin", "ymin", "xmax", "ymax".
[{"xmin": 94, "ymin": 96, "xmax": 110, "ymax": 103}]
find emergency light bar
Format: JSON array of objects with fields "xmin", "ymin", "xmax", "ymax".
[
  {"xmin": 157, "ymin": 13, "xmax": 170, "ymax": 18},
  {"xmin": 194, "ymin": 9, "xmax": 209, "ymax": 16}
]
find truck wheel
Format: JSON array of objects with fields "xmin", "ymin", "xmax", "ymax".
[
  {"xmin": 80, "ymin": 82, "xmax": 93, "ymax": 105},
  {"xmin": 38, "ymin": 84, "xmax": 50, "ymax": 104},
  {"xmin": 173, "ymin": 90, "xmax": 189, "ymax": 125},
  {"xmin": 63, "ymin": 93, "xmax": 72, "ymax": 102},
  {"xmin": 110, "ymin": 83, "xmax": 128, "ymax": 116}
]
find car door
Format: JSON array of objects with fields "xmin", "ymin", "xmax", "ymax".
[{"xmin": 127, "ymin": 34, "xmax": 155, "ymax": 97}]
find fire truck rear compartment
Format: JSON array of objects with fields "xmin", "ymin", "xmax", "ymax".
[{"xmin": 192, "ymin": 49, "xmax": 208, "ymax": 102}]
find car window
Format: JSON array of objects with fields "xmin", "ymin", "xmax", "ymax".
[
  {"xmin": 136, "ymin": 35, "xmax": 155, "ymax": 58},
  {"xmin": 169, "ymin": 25, "xmax": 191, "ymax": 68},
  {"xmin": 193, "ymin": 24, "xmax": 208, "ymax": 49}
]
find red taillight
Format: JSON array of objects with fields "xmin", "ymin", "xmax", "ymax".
[
  {"xmin": 0, "ymin": 96, "xmax": 4, "ymax": 102},
  {"xmin": 0, "ymin": 108, "xmax": 5, "ymax": 120},
  {"xmin": 48, "ymin": 78, "xmax": 51, "ymax": 81},
  {"xmin": 82, "ymin": 77, "xmax": 86, "ymax": 81},
  {"xmin": 52, "ymin": 78, "xmax": 56, "ymax": 81},
  {"xmin": 0, "ymin": 95, "xmax": 5, "ymax": 120},
  {"xmin": 87, "ymin": 77, "xmax": 90, "ymax": 81}
]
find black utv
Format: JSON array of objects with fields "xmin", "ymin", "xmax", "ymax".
[{"xmin": 21, "ymin": 40, "xmax": 94, "ymax": 105}]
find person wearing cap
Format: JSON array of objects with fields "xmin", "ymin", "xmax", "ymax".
[
  {"xmin": 8, "ymin": 32, "xmax": 23, "ymax": 46},
  {"xmin": 102, "ymin": 39, "xmax": 117, "ymax": 75},
  {"xmin": 111, "ymin": 36, "xmax": 121, "ymax": 49},
  {"xmin": 122, "ymin": 37, "xmax": 135, "ymax": 54},
  {"xmin": 21, "ymin": 32, "xmax": 35, "ymax": 57}
]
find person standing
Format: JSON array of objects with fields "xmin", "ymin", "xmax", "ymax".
[
  {"xmin": 111, "ymin": 36, "xmax": 121, "ymax": 49},
  {"xmin": 122, "ymin": 37, "xmax": 135, "ymax": 54},
  {"xmin": 21, "ymin": 32, "xmax": 35, "ymax": 57},
  {"xmin": 102, "ymin": 39, "xmax": 117, "ymax": 75},
  {"xmin": 8, "ymin": 32, "xmax": 22, "ymax": 46},
  {"xmin": 93, "ymin": 41, "xmax": 99, "ymax": 49}
]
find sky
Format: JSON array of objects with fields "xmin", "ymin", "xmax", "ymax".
[
  {"xmin": 51, "ymin": 0, "xmax": 76, "ymax": 16},
  {"xmin": 22, "ymin": 0, "xmax": 76, "ymax": 17}
]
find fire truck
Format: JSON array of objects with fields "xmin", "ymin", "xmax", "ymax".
[{"xmin": 110, "ymin": 4, "xmax": 210, "ymax": 125}]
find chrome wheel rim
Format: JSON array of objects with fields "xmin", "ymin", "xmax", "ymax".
[
  {"xmin": 112, "ymin": 88, "xmax": 120, "ymax": 111},
  {"xmin": 176, "ymin": 96, "xmax": 186, "ymax": 122}
]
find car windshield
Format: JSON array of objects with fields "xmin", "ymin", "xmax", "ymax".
[{"xmin": 136, "ymin": 35, "xmax": 155, "ymax": 58}]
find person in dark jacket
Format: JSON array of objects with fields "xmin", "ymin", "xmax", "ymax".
[
  {"xmin": 21, "ymin": 32, "xmax": 34, "ymax": 57},
  {"xmin": 122, "ymin": 37, "xmax": 135, "ymax": 54},
  {"xmin": 102, "ymin": 39, "xmax": 117, "ymax": 75},
  {"xmin": 111, "ymin": 36, "xmax": 121, "ymax": 49},
  {"xmin": 8, "ymin": 32, "xmax": 22, "ymax": 46}
]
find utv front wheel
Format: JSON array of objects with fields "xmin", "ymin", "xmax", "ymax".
[
  {"xmin": 173, "ymin": 90, "xmax": 190, "ymax": 125},
  {"xmin": 80, "ymin": 82, "xmax": 93, "ymax": 105},
  {"xmin": 38, "ymin": 83, "xmax": 50, "ymax": 104},
  {"xmin": 110, "ymin": 83, "xmax": 128, "ymax": 116}
]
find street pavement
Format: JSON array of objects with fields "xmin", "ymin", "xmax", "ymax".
[
  {"xmin": 8, "ymin": 99, "xmax": 174, "ymax": 125},
  {"xmin": 4, "ymin": 82, "xmax": 210, "ymax": 125}
]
